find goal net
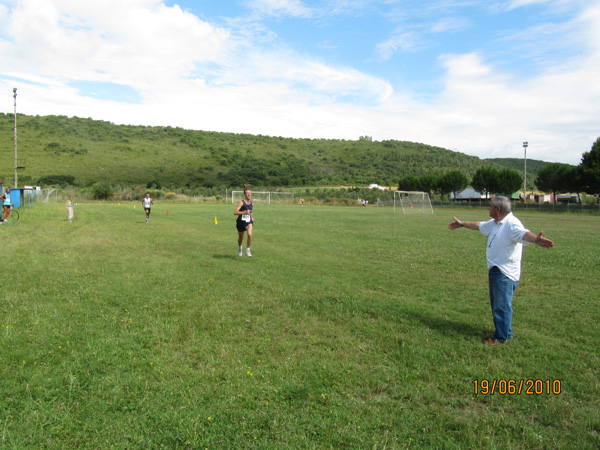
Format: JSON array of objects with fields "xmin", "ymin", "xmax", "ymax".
[
  {"xmin": 231, "ymin": 191, "xmax": 270, "ymax": 204},
  {"xmin": 394, "ymin": 191, "xmax": 434, "ymax": 214},
  {"xmin": 40, "ymin": 188, "xmax": 58, "ymax": 203}
]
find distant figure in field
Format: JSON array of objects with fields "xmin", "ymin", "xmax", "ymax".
[
  {"xmin": 1, "ymin": 188, "xmax": 11, "ymax": 222},
  {"xmin": 66, "ymin": 196, "xmax": 74, "ymax": 223},
  {"xmin": 143, "ymin": 193, "xmax": 153, "ymax": 223},
  {"xmin": 448, "ymin": 196, "xmax": 554, "ymax": 346},
  {"xmin": 234, "ymin": 189, "xmax": 254, "ymax": 257}
]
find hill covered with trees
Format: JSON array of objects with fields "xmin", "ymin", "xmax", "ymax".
[
  {"xmin": 0, "ymin": 113, "xmax": 552, "ymax": 189},
  {"xmin": 486, "ymin": 158, "xmax": 553, "ymax": 176}
]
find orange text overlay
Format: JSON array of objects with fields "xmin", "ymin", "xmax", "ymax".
[{"xmin": 473, "ymin": 379, "xmax": 562, "ymax": 395}]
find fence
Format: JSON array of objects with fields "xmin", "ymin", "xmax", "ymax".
[{"xmin": 432, "ymin": 199, "xmax": 600, "ymax": 214}]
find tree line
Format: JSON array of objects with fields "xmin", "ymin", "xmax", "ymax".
[
  {"xmin": 398, "ymin": 168, "xmax": 522, "ymax": 199},
  {"xmin": 398, "ymin": 137, "xmax": 600, "ymax": 202},
  {"xmin": 535, "ymin": 137, "xmax": 600, "ymax": 202}
]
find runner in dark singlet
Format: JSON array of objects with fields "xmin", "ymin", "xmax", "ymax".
[{"xmin": 234, "ymin": 189, "xmax": 254, "ymax": 257}]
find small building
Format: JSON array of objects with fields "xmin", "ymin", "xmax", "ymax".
[
  {"xmin": 557, "ymin": 194, "xmax": 580, "ymax": 204},
  {"xmin": 367, "ymin": 183, "xmax": 388, "ymax": 191},
  {"xmin": 0, "ymin": 186, "xmax": 40, "ymax": 207},
  {"xmin": 451, "ymin": 188, "xmax": 486, "ymax": 201},
  {"xmin": 533, "ymin": 194, "xmax": 552, "ymax": 203}
]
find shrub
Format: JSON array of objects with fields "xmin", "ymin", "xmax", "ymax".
[
  {"xmin": 38, "ymin": 174, "xmax": 76, "ymax": 187},
  {"xmin": 91, "ymin": 182, "xmax": 113, "ymax": 200}
]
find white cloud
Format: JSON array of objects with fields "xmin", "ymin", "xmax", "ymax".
[
  {"xmin": 501, "ymin": 0, "xmax": 555, "ymax": 10},
  {"xmin": 375, "ymin": 30, "xmax": 422, "ymax": 60},
  {"xmin": 375, "ymin": 16, "xmax": 470, "ymax": 62},
  {"xmin": 1, "ymin": 0, "xmax": 599, "ymax": 166},
  {"xmin": 245, "ymin": 0, "xmax": 314, "ymax": 18},
  {"xmin": 3, "ymin": 0, "xmax": 229, "ymax": 89},
  {"xmin": 429, "ymin": 16, "xmax": 470, "ymax": 33},
  {"xmin": 419, "ymin": 45, "xmax": 600, "ymax": 162}
]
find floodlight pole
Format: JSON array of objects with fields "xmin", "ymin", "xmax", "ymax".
[
  {"xmin": 13, "ymin": 88, "xmax": 18, "ymax": 188},
  {"xmin": 523, "ymin": 141, "xmax": 528, "ymax": 205}
]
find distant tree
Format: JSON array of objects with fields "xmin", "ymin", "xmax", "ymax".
[
  {"xmin": 535, "ymin": 163, "xmax": 572, "ymax": 203},
  {"xmin": 91, "ymin": 181, "xmax": 113, "ymax": 200},
  {"xmin": 579, "ymin": 137, "xmax": 600, "ymax": 194},
  {"xmin": 398, "ymin": 175, "xmax": 421, "ymax": 191},
  {"xmin": 439, "ymin": 170, "xmax": 469, "ymax": 198},
  {"xmin": 495, "ymin": 168, "xmax": 523, "ymax": 196},
  {"xmin": 147, "ymin": 179, "xmax": 162, "ymax": 189},
  {"xmin": 417, "ymin": 174, "xmax": 439, "ymax": 195},
  {"xmin": 565, "ymin": 166, "xmax": 585, "ymax": 203},
  {"xmin": 37, "ymin": 174, "xmax": 76, "ymax": 187},
  {"xmin": 359, "ymin": 136, "xmax": 373, "ymax": 142},
  {"xmin": 471, "ymin": 167, "xmax": 498, "ymax": 198}
]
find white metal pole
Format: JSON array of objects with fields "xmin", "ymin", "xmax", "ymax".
[
  {"xmin": 523, "ymin": 141, "xmax": 528, "ymax": 205},
  {"xmin": 13, "ymin": 88, "xmax": 18, "ymax": 188}
]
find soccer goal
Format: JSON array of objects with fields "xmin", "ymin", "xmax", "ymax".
[
  {"xmin": 40, "ymin": 188, "xmax": 58, "ymax": 203},
  {"xmin": 231, "ymin": 190, "xmax": 270, "ymax": 204},
  {"xmin": 394, "ymin": 191, "xmax": 434, "ymax": 214}
]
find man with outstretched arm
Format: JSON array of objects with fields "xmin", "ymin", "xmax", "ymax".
[{"xmin": 448, "ymin": 196, "xmax": 554, "ymax": 345}]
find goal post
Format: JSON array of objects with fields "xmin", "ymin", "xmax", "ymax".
[
  {"xmin": 394, "ymin": 191, "xmax": 434, "ymax": 214},
  {"xmin": 231, "ymin": 190, "xmax": 270, "ymax": 204},
  {"xmin": 40, "ymin": 188, "xmax": 58, "ymax": 203},
  {"xmin": 230, "ymin": 191, "xmax": 295, "ymax": 205}
]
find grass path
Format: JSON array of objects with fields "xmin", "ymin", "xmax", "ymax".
[{"xmin": 1, "ymin": 202, "xmax": 598, "ymax": 449}]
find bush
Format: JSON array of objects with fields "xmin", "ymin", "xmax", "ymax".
[
  {"xmin": 91, "ymin": 182, "xmax": 113, "ymax": 200},
  {"xmin": 145, "ymin": 189, "xmax": 164, "ymax": 199},
  {"xmin": 38, "ymin": 174, "xmax": 76, "ymax": 187}
]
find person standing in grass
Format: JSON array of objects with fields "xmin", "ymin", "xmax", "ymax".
[
  {"xmin": 142, "ymin": 193, "xmax": 153, "ymax": 223},
  {"xmin": 234, "ymin": 189, "xmax": 254, "ymax": 257},
  {"xmin": 448, "ymin": 196, "xmax": 554, "ymax": 346},
  {"xmin": 1, "ymin": 188, "xmax": 11, "ymax": 222},
  {"xmin": 66, "ymin": 196, "xmax": 74, "ymax": 223}
]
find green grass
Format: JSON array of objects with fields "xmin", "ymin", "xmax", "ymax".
[{"xmin": 1, "ymin": 202, "xmax": 598, "ymax": 449}]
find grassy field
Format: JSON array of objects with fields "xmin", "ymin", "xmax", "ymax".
[{"xmin": 1, "ymin": 201, "xmax": 598, "ymax": 449}]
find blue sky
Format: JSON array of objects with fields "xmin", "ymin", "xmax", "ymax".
[{"xmin": 1, "ymin": 0, "xmax": 599, "ymax": 165}]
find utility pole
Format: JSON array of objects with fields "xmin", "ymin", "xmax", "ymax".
[
  {"xmin": 523, "ymin": 141, "xmax": 528, "ymax": 205},
  {"xmin": 13, "ymin": 88, "xmax": 18, "ymax": 188}
]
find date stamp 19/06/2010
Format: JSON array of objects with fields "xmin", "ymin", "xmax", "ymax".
[{"xmin": 473, "ymin": 379, "xmax": 562, "ymax": 395}]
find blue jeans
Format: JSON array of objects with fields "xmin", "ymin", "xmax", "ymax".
[{"xmin": 488, "ymin": 267, "xmax": 519, "ymax": 343}]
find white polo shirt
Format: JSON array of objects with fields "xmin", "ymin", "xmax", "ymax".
[{"xmin": 479, "ymin": 212, "xmax": 530, "ymax": 281}]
